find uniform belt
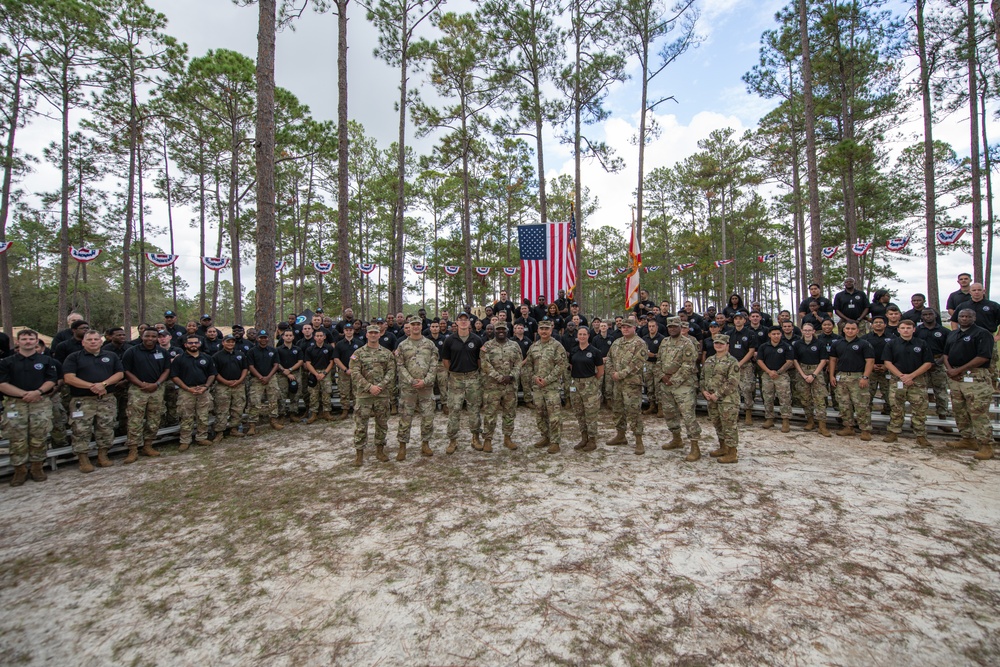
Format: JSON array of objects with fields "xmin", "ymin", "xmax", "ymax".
[
  {"xmin": 839, "ymin": 371, "xmax": 865, "ymax": 376},
  {"xmin": 450, "ymin": 370, "xmax": 478, "ymax": 375}
]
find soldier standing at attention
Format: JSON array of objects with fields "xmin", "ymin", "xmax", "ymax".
[
  {"xmin": 829, "ymin": 321, "xmax": 875, "ymax": 441},
  {"xmin": 480, "ymin": 323, "xmax": 523, "ymax": 453},
  {"xmin": 657, "ymin": 316, "xmax": 702, "ymax": 460},
  {"xmin": 333, "ymin": 322, "xmax": 362, "ymax": 420},
  {"xmin": 396, "ymin": 317, "xmax": 439, "ymax": 459},
  {"xmin": 350, "ymin": 325, "xmax": 396, "ymax": 466},
  {"xmin": 171, "ymin": 334, "xmax": 218, "ymax": 451},
  {"xmin": 526, "ymin": 318, "xmax": 566, "ymax": 454},
  {"xmin": 247, "ymin": 330, "xmax": 284, "ymax": 433},
  {"xmin": 728, "ymin": 312, "xmax": 758, "ymax": 425},
  {"xmin": 833, "ymin": 277, "xmax": 870, "ymax": 333},
  {"xmin": 0, "ymin": 330, "xmax": 59, "ymax": 486},
  {"xmin": 158, "ymin": 329, "xmax": 181, "ymax": 427},
  {"xmin": 949, "ymin": 283, "xmax": 1000, "ymax": 383},
  {"xmin": 862, "ymin": 316, "xmax": 894, "ymax": 415},
  {"xmin": 63, "ymin": 331, "xmax": 124, "ymax": 473},
  {"xmin": 568, "ymin": 326, "xmax": 604, "ymax": 453},
  {"xmin": 605, "ymin": 316, "xmax": 648, "ymax": 455},
  {"xmin": 121, "ymin": 327, "xmax": 171, "ymax": 462},
  {"xmin": 756, "ymin": 326, "xmax": 795, "ymax": 432},
  {"xmin": 701, "ymin": 335, "xmax": 741, "ymax": 463},
  {"xmin": 275, "ymin": 329, "xmax": 304, "ymax": 423},
  {"xmin": 441, "ymin": 312, "xmax": 484, "ymax": 454},
  {"xmin": 883, "ymin": 319, "xmax": 935, "ymax": 446},
  {"xmin": 944, "ymin": 309, "xmax": 996, "ymax": 460},
  {"xmin": 212, "ymin": 335, "xmax": 249, "ymax": 438},
  {"xmin": 641, "ymin": 318, "xmax": 665, "ymax": 417},
  {"xmin": 424, "ymin": 320, "xmax": 449, "ymax": 413},
  {"xmin": 792, "ymin": 323, "xmax": 831, "ymax": 436},
  {"xmin": 915, "ymin": 308, "xmax": 954, "ymax": 430},
  {"xmin": 304, "ymin": 329, "xmax": 335, "ymax": 423}
]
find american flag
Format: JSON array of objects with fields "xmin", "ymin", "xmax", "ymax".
[
  {"xmin": 519, "ymin": 222, "xmax": 573, "ymax": 306},
  {"xmin": 566, "ymin": 208, "xmax": 578, "ymax": 297}
]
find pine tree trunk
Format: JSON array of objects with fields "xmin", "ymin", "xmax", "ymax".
[
  {"xmin": 337, "ymin": 0, "xmax": 354, "ymax": 310},
  {"xmin": 968, "ymin": 0, "xmax": 984, "ymax": 282},
  {"xmin": 799, "ymin": 0, "xmax": 823, "ymax": 286},
  {"xmin": 254, "ymin": 0, "xmax": 278, "ymax": 333},
  {"xmin": 917, "ymin": 0, "xmax": 939, "ymax": 310}
]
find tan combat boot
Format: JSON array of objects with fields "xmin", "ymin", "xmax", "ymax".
[
  {"xmin": 421, "ymin": 441, "xmax": 433, "ymax": 457},
  {"xmin": 10, "ymin": 465, "xmax": 28, "ymax": 487},
  {"xmin": 718, "ymin": 446, "xmax": 738, "ymax": 464},
  {"xmin": 244, "ymin": 423, "xmax": 257, "ymax": 437},
  {"xmin": 227, "ymin": 427, "xmax": 245, "ymax": 438},
  {"xmin": 212, "ymin": 430, "xmax": 224, "ymax": 444},
  {"xmin": 269, "ymin": 417, "xmax": 285, "ymax": 431},
  {"xmin": 482, "ymin": 438, "xmax": 493, "ymax": 453},
  {"xmin": 781, "ymin": 418, "xmax": 790, "ymax": 433},
  {"xmin": 142, "ymin": 439, "xmax": 162, "ymax": 457},
  {"xmin": 472, "ymin": 433, "xmax": 483, "ymax": 451},
  {"xmin": 642, "ymin": 402, "xmax": 656, "ymax": 415},
  {"xmin": 29, "ymin": 461, "xmax": 47, "ymax": 481},
  {"xmin": 533, "ymin": 436, "xmax": 550, "ymax": 449},
  {"xmin": 375, "ymin": 445, "xmax": 390, "ymax": 462},
  {"xmin": 633, "ymin": 435, "xmax": 644, "ymax": 456},
  {"xmin": 547, "ymin": 441, "xmax": 561, "ymax": 454},
  {"xmin": 656, "ymin": 405, "xmax": 665, "ymax": 419},
  {"xmin": 606, "ymin": 429, "xmax": 627, "ymax": 446},
  {"xmin": 915, "ymin": 436, "xmax": 931, "ymax": 447},
  {"xmin": 447, "ymin": 439, "xmax": 458, "ymax": 455},
  {"xmin": 860, "ymin": 431, "xmax": 872, "ymax": 442},
  {"xmin": 762, "ymin": 418, "xmax": 774, "ymax": 429},
  {"xmin": 178, "ymin": 442, "xmax": 190, "ymax": 452},
  {"xmin": 582, "ymin": 437, "xmax": 597, "ymax": 452},
  {"xmin": 574, "ymin": 434, "xmax": 589, "ymax": 451},
  {"xmin": 396, "ymin": 442, "xmax": 406, "ymax": 461},
  {"xmin": 390, "ymin": 404, "xmax": 398, "ymax": 415},
  {"xmin": 306, "ymin": 412, "xmax": 318, "ymax": 424},
  {"xmin": 803, "ymin": 417, "xmax": 815, "ymax": 431},
  {"xmin": 503, "ymin": 435, "xmax": 518, "ymax": 450},
  {"xmin": 97, "ymin": 449, "xmax": 113, "ymax": 467},
  {"xmin": 685, "ymin": 440, "xmax": 701, "ymax": 462},
  {"xmin": 836, "ymin": 426, "xmax": 855, "ymax": 437},
  {"xmin": 662, "ymin": 431, "xmax": 682, "ymax": 450},
  {"xmin": 321, "ymin": 411, "xmax": 334, "ymax": 422},
  {"xmin": 818, "ymin": 422, "xmax": 832, "ymax": 437},
  {"xmin": 948, "ymin": 437, "xmax": 978, "ymax": 451},
  {"xmin": 744, "ymin": 411, "xmax": 753, "ymax": 426},
  {"xmin": 709, "ymin": 441, "xmax": 728, "ymax": 458},
  {"xmin": 883, "ymin": 432, "xmax": 898, "ymax": 443},
  {"xmin": 123, "ymin": 446, "xmax": 139, "ymax": 464},
  {"xmin": 195, "ymin": 438, "xmax": 215, "ymax": 447},
  {"xmin": 78, "ymin": 453, "xmax": 95, "ymax": 474},
  {"xmin": 338, "ymin": 409, "xmax": 351, "ymax": 421},
  {"xmin": 354, "ymin": 449, "xmax": 363, "ymax": 467},
  {"xmin": 974, "ymin": 443, "xmax": 994, "ymax": 460}
]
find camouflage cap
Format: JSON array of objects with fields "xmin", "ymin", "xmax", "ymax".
[
  {"xmin": 620, "ymin": 316, "xmax": 638, "ymax": 328},
  {"xmin": 713, "ymin": 334, "xmax": 730, "ymax": 344},
  {"xmin": 407, "ymin": 316, "xmax": 422, "ymax": 325},
  {"xmin": 665, "ymin": 316, "xmax": 682, "ymax": 327},
  {"xmin": 367, "ymin": 325, "xmax": 381, "ymax": 334},
  {"xmin": 537, "ymin": 318, "xmax": 554, "ymax": 329}
]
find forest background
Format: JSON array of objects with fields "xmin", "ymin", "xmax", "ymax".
[{"xmin": 1, "ymin": 0, "xmax": 997, "ymax": 334}]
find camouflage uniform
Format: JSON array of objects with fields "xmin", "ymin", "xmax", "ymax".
[
  {"xmin": 927, "ymin": 361, "xmax": 952, "ymax": 418},
  {"xmin": 701, "ymin": 352, "xmax": 740, "ymax": 447},
  {"xmin": 607, "ymin": 334, "xmax": 647, "ymax": 436},
  {"xmin": 248, "ymin": 378, "xmax": 281, "ymax": 423},
  {"xmin": 435, "ymin": 357, "xmax": 449, "ymax": 407},
  {"xmin": 69, "ymin": 395, "xmax": 117, "ymax": 454},
  {"xmin": 213, "ymin": 383, "xmax": 246, "ymax": 432},
  {"xmin": 834, "ymin": 373, "xmax": 871, "ymax": 431},
  {"xmin": 525, "ymin": 337, "xmax": 566, "ymax": 445},
  {"xmin": 50, "ymin": 388, "xmax": 68, "ymax": 447},
  {"xmin": 761, "ymin": 372, "xmax": 792, "ymax": 420},
  {"xmin": 950, "ymin": 368, "xmax": 995, "ymax": 444},
  {"xmin": 310, "ymin": 373, "xmax": 333, "ymax": 414},
  {"xmin": 796, "ymin": 365, "xmax": 828, "ymax": 421},
  {"xmin": 738, "ymin": 364, "xmax": 756, "ymax": 412},
  {"xmin": 656, "ymin": 335, "xmax": 702, "ymax": 439},
  {"xmin": 336, "ymin": 368, "xmax": 354, "ymax": 412},
  {"xmin": 126, "ymin": 385, "xmax": 165, "ymax": 448},
  {"xmin": 481, "ymin": 338, "xmax": 523, "ymax": 440},
  {"xmin": 569, "ymin": 375, "xmax": 602, "ymax": 443},
  {"xmin": 888, "ymin": 376, "xmax": 929, "ymax": 437},
  {"xmin": 272, "ymin": 373, "xmax": 292, "ymax": 417},
  {"xmin": 869, "ymin": 367, "xmax": 890, "ymax": 409},
  {"xmin": 2, "ymin": 398, "xmax": 54, "ymax": 466},
  {"xmin": 396, "ymin": 335, "xmax": 439, "ymax": 444},
  {"xmin": 177, "ymin": 390, "xmax": 213, "ymax": 444},
  {"xmin": 350, "ymin": 344, "xmax": 396, "ymax": 450}
]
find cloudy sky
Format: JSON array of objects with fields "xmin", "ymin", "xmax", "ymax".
[{"xmin": 19, "ymin": 0, "xmax": 998, "ymax": 307}]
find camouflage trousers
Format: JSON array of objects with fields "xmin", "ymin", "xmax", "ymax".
[
  {"xmin": 126, "ymin": 385, "xmax": 165, "ymax": 447},
  {"xmin": 162, "ymin": 383, "xmax": 178, "ymax": 425},
  {"xmin": 869, "ymin": 369, "xmax": 890, "ymax": 407},
  {"xmin": 928, "ymin": 359, "xmax": 951, "ymax": 417},
  {"xmin": 354, "ymin": 397, "xmax": 390, "ymax": 449},
  {"xmin": 534, "ymin": 386, "xmax": 563, "ymax": 445},
  {"xmin": 177, "ymin": 389, "xmax": 213, "ymax": 444},
  {"xmin": 569, "ymin": 376, "xmax": 601, "ymax": 443},
  {"xmin": 660, "ymin": 381, "xmax": 701, "ymax": 439},
  {"xmin": 738, "ymin": 364, "xmax": 756, "ymax": 411},
  {"xmin": 248, "ymin": 378, "xmax": 281, "ymax": 422},
  {"xmin": 950, "ymin": 368, "xmax": 995, "ymax": 444},
  {"xmin": 612, "ymin": 380, "xmax": 643, "ymax": 436},
  {"xmin": 112, "ymin": 382, "xmax": 128, "ymax": 435},
  {"xmin": 310, "ymin": 373, "xmax": 333, "ymax": 414},
  {"xmin": 707, "ymin": 397, "xmax": 739, "ymax": 448},
  {"xmin": 213, "ymin": 383, "xmax": 246, "ymax": 431},
  {"xmin": 482, "ymin": 382, "xmax": 517, "ymax": 439},
  {"xmin": 2, "ymin": 397, "xmax": 53, "ymax": 465},
  {"xmin": 643, "ymin": 364, "xmax": 658, "ymax": 406},
  {"xmin": 51, "ymin": 388, "xmax": 68, "ymax": 447},
  {"xmin": 435, "ymin": 364, "xmax": 449, "ymax": 407},
  {"xmin": 70, "ymin": 394, "xmax": 117, "ymax": 453},
  {"xmin": 834, "ymin": 372, "xmax": 872, "ymax": 431},
  {"xmin": 337, "ymin": 369, "xmax": 354, "ymax": 411},
  {"xmin": 794, "ymin": 364, "xmax": 828, "ymax": 420},
  {"xmin": 447, "ymin": 371, "xmax": 482, "ymax": 438},
  {"xmin": 762, "ymin": 372, "xmax": 792, "ymax": 419},
  {"xmin": 271, "ymin": 374, "xmax": 290, "ymax": 416},
  {"xmin": 398, "ymin": 387, "xmax": 435, "ymax": 444},
  {"xmin": 519, "ymin": 365, "xmax": 534, "ymax": 405},
  {"xmin": 887, "ymin": 375, "xmax": 928, "ymax": 436}
]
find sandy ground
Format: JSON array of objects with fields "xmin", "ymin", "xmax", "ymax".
[{"xmin": 1, "ymin": 405, "xmax": 999, "ymax": 667}]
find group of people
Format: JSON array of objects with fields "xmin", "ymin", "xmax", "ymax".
[{"xmin": 1, "ymin": 274, "xmax": 997, "ymax": 484}]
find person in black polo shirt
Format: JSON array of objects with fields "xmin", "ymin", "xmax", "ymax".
[
  {"xmin": 916, "ymin": 308, "xmax": 953, "ymax": 427},
  {"xmin": 101, "ymin": 326, "xmax": 132, "ymax": 435},
  {"xmin": 641, "ymin": 319, "xmax": 665, "ymax": 417},
  {"xmin": 833, "ymin": 277, "xmax": 870, "ymax": 333},
  {"xmin": 946, "ymin": 272, "xmax": 972, "ymax": 322},
  {"xmin": 701, "ymin": 321, "xmax": 722, "ymax": 362},
  {"xmin": 944, "ymin": 309, "xmax": 996, "ymax": 459},
  {"xmin": 949, "ymin": 283, "xmax": 1000, "ymax": 384},
  {"xmin": 203, "ymin": 326, "xmax": 223, "ymax": 356},
  {"xmin": 157, "ymin": 329, "xmax": 181, "ymax": 428},
  {"xmin": 304, "ymin": 329, "xmax": 335, "ymax": 423},
  {"xmin": 511, "ymin": 322, "xmax": 534, "ymax": 408},
  {"xmin": 883, "ymin": 319, "xmax": 935, "ymax": 446},
  {"xmin": 829, "ymin": 321, "xmax": 875, "ymax": 440},
  {"xmin": 162, "ymin": 310, "xmax": 186, "ymax": 347},
  {"xmin": 172, "ymin": 334, "xmax": 218, "ymax": 450},
  {"xmin": 0, "ymin": 329, "xmax": 59, "ymax": 486},
  {"xmin": 247, "ymin": 330, "xmax": 283, "ymax": 434},
  {"xmin": 121, "ymin": 328, "xmax": 171, "ymax": 462},
  {"xmin": 792, "ymin": 323, "xmax": 831, "ymax": 436},
  {"xmin": 212, "ymin": 335, "xmax": 249, "ymax": 439},
  {"xmin": 798, "ymin": 283, "xmax": 834, "ymax": 324},
  {"xmin": 54, "ymin": 319, "xmax": 88, "ymax": 362},
  {"xmin": 63, "ymin": 331, "xmax": 124, "ymax": 473},
  {"xmin": 569, "ymin": 326, "xmax": 604, "ymax": 452},
  {"xmin": 756, "ymin": 326, "xmax": 795, "ymax": 432},
  {"xmin": 275, "ymin": 329, "xmax": 304, "ymax": 421},
  {"xmin": 424, "ymin": 320, "xmax": 450, "ymax": 411},
  {"xmin": 862, "ymin": 316, "xmax": 894, "ymax": 415},
  {"xmin": 728, "ymin": 313, "xmax": 758, "ymax": 423},
  {"xmin": 441, "ymin": 312, "xmax": 484, "ymax": 454}
]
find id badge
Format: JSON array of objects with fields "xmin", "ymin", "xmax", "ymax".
[
  {"xmin": 153, "ymin": 352, "xmax": 164, "ymax": 360},
  {"xmin": 897, "ymin": 381, "xmax": 904, "ymax": 389},
  {"xmin": 71, "ymin": 411, "xmax": 85, "ymax": 419},
  {"xmin": 569, "ymin": 386, "xmax": 577, "ymax": 392},
  {"xmin": 963, "ymin": 376, "xmax": 974, "ymax": 383},
  {"xmin": 6, "ymin": 411, "xmax": 18, "ymax": 419}
]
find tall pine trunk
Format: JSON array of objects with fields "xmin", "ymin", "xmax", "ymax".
[
  {"xmin": 337, "ymin": 0, "xmax": 354, "ymax": 310},
  {"xmin": 254, "ymin": 0, "xmax": 278, "ymax": 332},
  {"xmin": 967, "ymin": 0, "xmax": 984, "ymax": 282},
  {"xmin": 799, "ymin": 0, "xmax": 823, "ymax": 286},
  {"xmin": 917, "ymin": 0, "xmax": 939, "ymax": 309}
]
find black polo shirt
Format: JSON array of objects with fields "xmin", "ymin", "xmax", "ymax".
[
  {"xmin": 798, "ymin": 295, "xmax": 834, "ymax": 318},
  {"xmin": 122, "ymin": 344, "xmax": 170, "ymax": 384},
  {"xmin": 170, "ymin": 352, "xmax": 217, "ymax": 386},
  {"xmin": 62, "ymin": 350, "xmax": 124, "ymax": 397},
  {"xmin": 830, "ymin": 337, "xmax": 874, "ymax": 372},
  {"xmin": 833, "ymin": 289, "xmax": 870, "ymax": 320},
  {"xmin": 902, "ymin": 308, "xmax": 940, "ymax": 326},
  {"xmin": 51, "ymin": 328, "xmax": 74, "ymax": 350},
  {"xmin": 570, "ymin": 346, "xmax": 604, "ymax": 378},
  {"xmin": 276, "ymin": 344, "xmax": 303, "ymax": 369},
  {"xmin": 295, "ymin": 336, "xmax": 316, "ymax": 352},
  {"xmin": 512, "ymin": 335, "xmax": 533, "ymax": 359},
  {"xmin": 378, "ymin": 331, "xmax": 397, "ymax": 352},
  {"xmin": 441, "ymin": 332, "xmax": 483, "ymax": 373},
  {"xmin": 747, "ymin": 325, "xmax": 768, "ymax": 348},
  {"xmin": 950, "ymin": 298, "xmax": 1000, "ymax": 333},
  {"xmin": 642, "ymin": 333, "xmax": 665, "ymax": 361},
  {"xmin": 757, "ymin": 339, "xmax": 794, "ymax": 371},
  {"xmin": 0, "ymin": 351, "xmax": 60, "ymax": 394},
  {"xmin": 212, "ymin": 349, "xmax": 248, "ymax": 382},
  {"xmin": 883, "ymin": 336, "xmax": 934, "ymax": 375},
  {"xmin": 915, "ymin": 324, "xmax": 949, "ymax": 356},
  {"xmin": 305, "ymin": 343, "xmax": 335, "ymax": 371},
  {"xmin": 334, "ymin": 337, "xmax": 363, "ymax": 367},
  {"xmin": 248, "ymin": 345, "xmax": 279, "ymax": 376},
  {"xmin": 861, "ymin": 332, "xmax": 895, "ymax": 364},
  {"xmin": 514, "ymin": 316, "xmax": 538, "ymax": 340},
  {"xmin": 54, "ymin": 337, "xmax": 84, "ymax": 363},
  {"xmin": 204, "ymin": 339, "xmax": 223, "ymax": 356},
  {"xmin": 561, "ymin": 334, "xmax": 579, "ymax": 356},
  {"xmin": 945, "ymin": 326, "xmax": 995, "ymax": 368},
  {"xmin": 701, "ymin": 337, "xmax": 717, "ymax": 359},
  {"xmin": 164, "ymin": 345, "xmax": 183, "ymax": 363},
  {"xmin": 946, "ymin": 289, "xmax": 971, "ymax": 313},
  {"xmin": 792, "ymin": 338, "xmax": 827, "ymax": 365},
  {"xmin": 728, "ymin": 327, "xmax": 757, "ymax": 360},
  {"xmin": 493, "ymin": 299, "xmax": 517, "ymax": 320},
  {"xmin": 817, "ymin": 332, "xmax": 842, "ymax": 355},
  {"xmin": 100, "ymin": 342, "xmax": 132, "ymax": 360}
]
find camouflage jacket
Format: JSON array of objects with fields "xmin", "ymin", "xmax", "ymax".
[
  {"xmin": 607, "ymin": 335, "xmax": 647, "ymax": 385},
  {"xmin": 349, "ymin": 344, "xmax": 396, "ymax": 395},
  {"xmin": 395, "ymin": 336, "xmax": 438, "ymax": 387},
  {"xmin": 525, "ymin": 337, "xmax": 565, "ymax": 389},
  {"xmin": 480, "ymin": 339, "xmax": 523, "ymax": 385},
  {"xmin": 700, "ymin": 353, "xmax": 740, "ymax": 402},
  {"xmin": 656, "ymin": 335, "xmax": 699, "ymax": 386}
]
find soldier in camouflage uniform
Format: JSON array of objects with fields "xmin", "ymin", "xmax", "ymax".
[
  {"xmin": 350, "ymin": 325, "xmax": 396, "ymax": 466},
  {"xmin": 63, "ymin": 331, "xmax": 124, "ymax": 473},
  {"xmin": 701, "ymin": 335, "xmax": 741, "ymax": 463},
  {"xmin": 247, "ymin": 331, "xmax": 284, "ymax": 433},
  {"xmin": 122, "ymin": 328, "xmax": 171, "ymax": 462},
  {"xmin": 170, "ymin": 335, "xmax": 218, "ymax": 451},
  {"xmin": 525, "ymin": 319, "xmax": 565, "ymax": 454},
  {"xmin": 157, "ymin": 330, "xmax": 181, "ymax": 427},
  {"xmin": 606, "ymin": 316, "xmax": 648, "ymax": 455},
  {"xmin": 883, "ymin": 319, "xmax": 935, "ymax": 446},
  {"xmin": 944, "ymin": 309, "xmax": 997, "ymax": 459},
  {"xmin": 569, "ymin": 326, "xmax": 604, "ymax": 452},
  {"xmin": 656, "ymin": 317, "xmax": 702, "ymax": 460},
  {"xmin": 0, "ymin": 330, "xmax": 59, "ymax": 486},
  {"xmin": 395, "ymin": 318, "xmax": 439, "ymax": 459},
  {"xmin": 829, "ymin": 321, "xmax": 876, "ymax": 440},
  {"xmin": 442, "ymin": 312, "xmax": 484, "ymax": 453},
  {"xmin": 791, "ymin": 323, "xmax": 831, "ymax": 437},
  {"xmin": 480, "ymin": 324, "xmax": 524, "ymax": 452},
  {"xmin": 756, "ymin": 326, "xmax": 795, "ymax": 432}
]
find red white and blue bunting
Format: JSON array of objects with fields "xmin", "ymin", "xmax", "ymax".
[
  {"xmin": 644, "ymin": 266, "xmax": 661, "ymax": 273},
  {"xmin": 851, "ymin": 242, "xmax": 872, "ymax": 256},
  {"xmin": 474, "ymin": 267, "xmax": 491, "ymax": 276},
  {"xmin": 586, "ymin": 269, "xmax": 599, "ymax": 278},
  {"xmin": 615, "ymin": 267, "xmax": 628, "ymax": 275},
  {"xmin": 145, "ymin": 253, "xmax": 178, "ymax": 267},
  {"xmin": 443, "ymin": 266, "xmax": 461, "ymax": 276},
  {"xmin": 359, "ymin": 262, "xmax": 377, "ymax": 275},
  {"xmin": 70, "ymin": 247, "xmax": 101, "ymax": 263},
  {"xmin": 676, "ymin": 262, "xmax": 696, "ymax": 272},
  {"xmin": 936, "ymin": 228, "xmax": 966, "ymax": 246},
  {"xmin": 822, "ymin": 246, "xmax": 840, "ymax": 259},
  {"xmin": 202, "ymin": 256, "xmax": 230, "ymax": 271},
  {"xmin": 0, "ymin": 241, "xmax": 12, "ymax": 254},
  {"xmin": 275, "ymin": 260, "xmax": 286, "ymax": 272},
  {"xmin": 714, "ymin": 258, "xmax": 734, "ymax": 268},
  {"xmin": 885, "ymin": 237, "xmax": 909, "ymax": 252},
  {"xmin": 412, "ymin": 264, "xmax": 427, "ymax": 274},
  {"xmin": 313, "ymin": 261, "xmax": 334, "ymax": 274},
  {"xmin": 757, "ymin": 253, "xmax": 777, "ymax": 262},
  {"xmin": 502, "ymin": 267, "xmax": 518, "ymax": 276}
]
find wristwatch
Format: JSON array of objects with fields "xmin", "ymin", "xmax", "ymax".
[{"xmin": 861, "ymin": 375, "xmax": 869, "ymax": 380}]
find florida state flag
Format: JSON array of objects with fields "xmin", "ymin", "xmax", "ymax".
[{"xmin": 625, "ymin": 220, "xmax": 641, "ymax": 310}]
